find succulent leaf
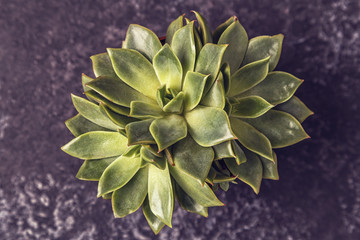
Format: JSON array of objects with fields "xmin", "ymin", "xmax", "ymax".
[
  {"xmin": 112, "ymin": 166, "xmax": 148, "ymax": 217},
  {"xmin": 230, "ymin": 96, "xmax": 274, "ymax": 118},
  {"xmin": 61, "ymin": 131, "xmax": 128, "ymax": 159},
  {"xmin": 200, "ymin": 78, "xmax": 226, "ymax": 109},
  {"xmin": 182, "ymin": 71, "xmax": 209, "ymax": 111},
  {"xmin": 220, "ymin": 63, "xmax": 231, "ymax": 95},
  {"xmin": 243, "ymin": 110, "xmax": 309, "ymax": 148},
  {"xmin": 84, "ymin": 90, "xmax": 130, "ymax": 115},
  {"xmin": 185, "ymin": 106, "xmax": 236, "ymax": 147},
  {"xmin": 275, "ymin": 96, "xmax": 313, "ymax": 123},
  {"xmin": 166, "ymin": 15, "xmax": 184, "ymax": 45},
  {"xmin": 125, "ymin": 119, "xmax": 155, "ymax": 145},
  {"xmin": 192, "ymin": 11, "xmax": 213, "ymax": 44},
  {"xmin": 99, "ymin": 103, "xmax": 135, "ymax": 128},
  {"xmin": 148, "ymin": 162, "xmax": 174, "ymax": 227},
  {"xmin": 90, "ymin": 53, "xmax": 119, "ymax": 79},
  {"xmin": 65, "ymin": 114, "xmax": 111, "ymax": 137},
  {"xmin": 107, "ymin": 48, "xmax": 160, "ymax": 99},
  {"xmin": 213, "ymin": 16, "xmax": 236, "ymax": 43},
  {"xmin": 231, "ymin": 141, "xmax": 247, "ymax": 165},
  {"xmin": 259, "ymin": 151, "xmax": 279, "ymax": 180},
  {"xmin": 130, "ymin": 101, "xmax": 165, "ymax": 118},
  {"xmin": 97, "ymin": 155, "xmax": 141, "ymax": 197},
  {"xmin": 173, "ymin": 135, "xmax": 214, "ymax": 183},
  {"xmin": 213, "ymin": 141, "xmax": 235, "ymax": 160},
  {"xmin": 123, "ymin": 24, "xmax": 162, "ymax": 61},
  {"xmin": 140, "ymin": 146, "xmax": 166, "ymax": 169},
  {"xmin": 82, "ymin": 73, "xmax": 93, "ymax": 92},
  {"xmin": 242, "ymin": 34, "xmax": 284, "ymax": 71},
  {"xmin": 162, "ymin": 92, "xmax": 185, "ymax": 113},
  {"xmin": 76, "ymin": 156, "xmax": 119, "ymax": 181},
  {"xmin": 142, "ymin": 197, "xmax": 166, "ymax": 234}
]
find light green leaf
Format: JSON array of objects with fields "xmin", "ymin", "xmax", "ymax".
[
  {"xmin": 242, "ymin": 34, "xmax": 284, "ymax": 71},
  {"xmin": 195, "ymin": 44, "xmax": 228, "ymax": 94},
  {"xmin": 171, "ymin": 22, "xmax": 196, "ymax": 81},
  {"xmin": 148, "ymin": 162, "xmax": 173, "ymax": 227},
  {"xmin": 213, "ymin": 141, "xmax": 235, "ymax": 160},
  {"xmin": 166, "ymin": 15, "xmax": 184, "ymax": 45},
  {"xmin": 86, "ymin": 76, "xmax": 153, "ymax": 107},
  {"xmin": 65, "ymin": 114, "xmax": 111, "ymax": 137},
  {"xmin": 122, "ymin": 145, "xmax": 141, "ymax": 158},
  {"xmin": 97, "ymin": 155, "xmax": 141, "ymax": 197},
  {"xmin": 213, "ymin": 16, "xmax": 236, "ymax": 43},
  {"xmin": 142, "ymin": 197, "xmax": 165, "ymax": 235},
  {"xmin": 125, "ymin": 119, "xmax": 155, "ymax": 145},
  {"xmin": 140, "ymin": 146, "xmax": 166, "ymax": 170},
  {"xmin": 71, "ymin": 94, "xmax": 119, "ymax": 131},
  {"xmin": 173, "ymin": 181, "xmax": 208, "ymax": 217},
  {"xmin": 173, "ymin": 135, "xmax": 214, "ymax": 183},
  {"xmin": 163, "ymin": 92, "xmax": 184, "ymax": 113},
  {"xmin": 231, "ymin": 141, "xmax": 247, "ymax": 165},
  {"xmin": 230, "ymin": 96, "xmax": 273, "ymax": 118},
  {"xmin": 236, "ymin": 71, "xmax": 303, "ymax": 105},
  {"xmin": 243, "ymin": 110, "xmax": 310, "ymax": 148},
  {"xmin": 218, "ymin": 20, "xmax": 248, "ymax": 74},
  {"xmin": 185, "ymin": 106, "xmax": 236, "ymax": 147},
  {"xmin": 82, "ymin": 73, "xmax": 93, "ymax": 93},
  {"xmin": 192, "ymin": 11, "xmax": 213, "ymax": 44},
  {"xmin": 84, "ymin": 90, "xmax": 130, "ymax": 116},
  {"xmin": 112, "ymin": 166, "xmax": 148, "ymax": 217},
  {"xmin": 76, "ymin": 156, "xmax": 119, "ymax": 181},
  {"xmin": 107, "ymin": 48, "xmax": 160, "ymax": 99},
  {"xmin": 102, "ymin": 192, "xmax": 113, "ymax": 200},
  {"xmin": 224, "ymin": 150, "xmax": 263, "ymax": 194},
  {"xmin": 182, "ymin": 72, "xmax": 209, "ymax": 112},
  {"xmin": 230, "ymin": 117, "xmax": 273, "ymax": 161},
  {"xmin": 259, "ymin": 151, "xmax": 279, "ymax": 180},
  {"xmin": 170, "ymin": 166, "xmax": 223, "ymax": 207},
  {"xmin": 275, "ymin": 96, "xmax": 313, "ymax": 123},
  {"xmin": 153, "ymin": 44, "xmax": 183, "ymax": 91},
  {"xmin": 123, "ymin": 24, "xmax": 162, "ymax": 61},
  {"xmin": 62, "ymin": 131, "xmax": 128, "ymax": 159},
  {"xmin": 150, "ymin": 115, "xmax": 187, "ymax": 151},
  {"xmin": 99, "ymin": 103, "xmax": 135, "ymax": 128},
  {"xmin": 228, "ymin": 57, "xmax": 270, "ymax": 96},
  {"xmin": 130, "ymin": 101, "xmax": 165, "ymax": 118},
  {"xmin": 200, "ymin": 79, "xmax": 226, "ymax": 109},
  {"xmin": 90, "ymin": 53, "xmax": 119, "ymax": 79}
]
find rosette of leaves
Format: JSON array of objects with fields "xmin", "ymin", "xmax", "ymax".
[{"xmin": 61, "ymin": 11, "xmax": 312, "ymax": 234}]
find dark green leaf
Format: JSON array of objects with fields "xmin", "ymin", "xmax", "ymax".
[
  {"xmin": 65, "ymin": 114, "xmax": 111, "ymax": 137},
  {"xmin": 182, "ymin": 71, "xmax": 209, "ymax": 111},
  {"xmin": 90, "ymin": 53, "xmax": 119, "ymax": 79},
  {"xmin": 213, "ymin": 16, "xmax": 236, "ymax": 43},
  {"xmin": 213, "ymin": 141, "xmax": 235, "ymax": 160},
  {"xmin": 62, "ymin": 131, "xmax": 128, "ymax": 159},
  {"xmin": 142, "ymin": 197, "xmax": 165, "ymax": 235},
  {"xmin": 82, "ymin": 73, "xmax": 93, "ymax": 93},
  {"xmin": 166, "ymin": 15, "xmax": 184, "ymax": 45},
  {"xmin": 125, "ymin": 119, "xmax": 155, "ymax": 145},
  {"xmin": 99, "ymin": 103, "xmax": 136, "ymax": 128},
  {"xmin": 220, "ymin": 63, "xmax": 231, "ymax": 95},
  {"xmin": 230, "ymin": 96, "xmax": 273, "ymax": 118},
  {"xmin": 76, "ymin": 156, "xmax": 119, "ymax": 181},
  {"xmin": 275, "ymin": 96, "xmax": 313, "ymax": 123},
  {"xmin": 140, "ymin": 146, "xmax": 166, "ymax": 170},
  {"xmin": 130, "ymin": 101, "xmax": 165, "ymax": 118},
  {"xmin": 219, "ymin": 182, "xmax": 230, "ymax": 191},
  {"xmin": 192, "ymin": 11, "xmax": 213, "ymax": 44},
  {"xmin": 259, "ymin": 151, "xmax": 279, "ymax": 180},
  {"xmin": 231, "ymin": 141, "xmax": 247, "ymax": 165},
  {"xmin": 200, "ymin": 79, "xmax": 226, "ymax": 109}
]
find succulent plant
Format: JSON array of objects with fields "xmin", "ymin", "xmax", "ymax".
[{"xmin": 61, "ymin": 11, "xmax": 312, "ymax": 234}]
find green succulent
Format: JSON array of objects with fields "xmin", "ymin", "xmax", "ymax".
[{"xmin": 61, "ymin": 11, "xmax": 312, "ymax": 234}]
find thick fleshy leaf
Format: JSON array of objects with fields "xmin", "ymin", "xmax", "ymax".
[
  {"xmin": 213, "ymin": 16, "xmax": 236, "ymax": 43},
  {"xmin": 243, "ymin": 110, "xmax": 309, "ymax": 148},
  {"xmin": 192, "ymin": 11, "xmax": 213, "ymax": 44},
  {"xmin": 182, "ymin": 72, "xmax": 208, "ymax": 111},
  {"xmin": 193, "ymin": 24, "xmax": 203, "ymax": 56},
  {"xmin": 200, "ymin": 79, "xmax": 226, "ymax": 109},
  {"xmin": 236, "ymin": 71, "xmax": 303, "ymax": 105},
  {"xmin": 195, "ymin": 44, "xmax": 228, "ymax": 94},
  {"xmin": 99, "ymin": 103, "xmax": 135, "ymax": 128},
  {"xmin": 123, "ymin": 24, "xmax": 162, "ymax": 61},
  {"xmin": 130, "ymin": 101, "xmax": 165, "ymax": 118},
  {"xmin": 230, "ymin": 117, "xmax": 273, "ymax": 161},
  {"xmin": 220, "ymin": 182, "xmax": 230, "ymax": 191},
  {"xmin": 153, "ymin": 44, "xmax": 183, "ymax": 91},
  {"xmin": 62, "ymin": 131, "xmax": 128, "ymax": 159},
  {"xmin": 166, "ymin": 15, "xmax": 184, "ymax": 45},
  {"xmin": 84, "ymin": 90, "xmax": 130, "ymax": 116},
  {"xmin": 163, "ymin": 92, "xmax": 184, "ymax": 113},
  {"xmin": 122, "ymin": 145, "xmax": 141, "ymax": 158},
  {"xmin": 185, "ymin": 106, "xmax": 236, "ymax": 147},
  {"xmin": 112, "ymin": 166, "xmax": 148, "ymax": 217},
  {"xmin": 65, "ymin": 114, "xmax": 110, "ymax": 137},
  {"xmin": 173, "ymin": 182, "xmax": 208, "ymax": 217},
  {"xmin": 171, "ymin": 22, "xmax": 196, "ymax": 80},
  {"xmin": 231, "ymin": 141, "xmax": 247, "ymax": 165},
  {"xmin": 150, "ymin": 115, "xmax": 187, "ymax": 152},
  {"xmin": 148, "ymin": 162, "xmax": 173, "ymax": 227},
  {"xmin": 97, "ymin": 155, "xmax": 141, "ymax": 197},
  {"xmin": 228, "ymin": 57, "xmax": 270, "ymax": 96},
  {"xmin": 213, "ymin": 175, "xmax": 236, "ymax": 183},
  {"xmin": 220, "ymin": 63, "xmax": 231, "ymax": 95},
  {"xmin": 213, "ymin": 141, "xmax": 235, "ymax": 160},
  {"xmin": 173, "ymin": 135, "xmax": 214, "ymax": 183},
  {"xmin": 82, "ymin": 73, "xmax": 93, "ymax": 92},
  {"xmin": 218, "ymin": 20, "xmax": 248, "ymax": 74},
  {"xmin": 224, "ymin": 150, "xmax": 263, "ymax": 194},
  {"xmin": 102, "ymin": 192, "xmax": 113, "ymax": 200},
  {"xmin": 156, "ymin": 84, "xmax": 167, "ymax": 108},
  {"xmin": 242, "ymin": 34, "xmax": 284, "ymax": 71},
  {"xmin": 90, "ymin": 53, "xmax": 118, "ymax": 79},
  {"xmin": 140, "ymin": 146, "xmax": 166, "ymax": 170},
  {"xmin": 230, "ymin": 96, "xmax": 273, "ymax": 118},
  {"xmin": 107, "ymin": 48, "xmax": 160, "ymax": 99},
  {"xmin": 86, "ymin": 76, "xmax": 152, "ymax": 107},
  {"xmin": 275, "ymin": 96, "xmax": 313, "ymax": 123},
  {"xmin": 259, "ymin": 151, "xmax": 279, "ymax": 180},
  {"xmin": 169, "ymin": 165, "xmax": 224, "ymax": 207},
  {"xmin": 142, "ymin": 197, "xmax": 165, "ymax": 235},
  {"xmin": 76, "ymin": 156, "xmax": 119, "ymax": 181},
  {"xmin": 71, "ymin": 94, "xmax": 119, "ymax": 131},
  {"xmin": 125, "ymin": 119, "xmax": 155, "ymax": 145}
]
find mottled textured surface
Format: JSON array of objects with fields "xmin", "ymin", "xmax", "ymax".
[{"xmin": 0, "ymin": 0, "xmax": 359, "ymax": 239}]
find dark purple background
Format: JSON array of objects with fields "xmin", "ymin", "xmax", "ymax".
[{"xmin": 1, "ymin": 0, "xmax": 359, "ymax": 239}]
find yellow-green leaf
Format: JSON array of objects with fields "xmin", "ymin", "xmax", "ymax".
[
  {"xmin": 99, "ymin": 103, "xmax": 136, "ymax": 128},
  {"xmin": 200, "ymin": 79, "xmax": 226, "ymax": 109},
  {"xmin": 275, "ymin": 96, "xmax": 313, "ymax": 123},
  {"xmin": 230, "ymin": 96, "xmax": 273, "ymax": 118},
  {"xmin": 125, "ymin": 119, "xmax": 155, "ymax": 145},
  {"xmin": 130, "ymin": 101, "xmax": 165, "ymax": 119},
  {"xmin": 192, "ymin": 11, "xmax": 213, "ymax": 44},
  {"xmin": 182, "ymin": 72, "xmax": 209, "ymax": 112},
  {"xmin": 76, "ymin": 156, "xmax": 119, "ymax": 181},
  {"xmin": 213, "ymin": 16, "xmax": 236, "ymax": 43},
  {"xmin": 65, "ymin": 114, "xmax": 111, "ymax": 137},
  {"xmin": 213, "ymin": 141, "xmax": 235, "ymax": 160},
  {"xmin": 90, "ymin": 53, "xmax": 119, "ymax": 79},
  {"xmin": 163, "ymin": 92, "xmax": 184, "ymax": 113},
  {"xmin": 166, "ymin": 15, "xmax": 184, "ymax": 45},
  {"xmin": 142, "ymin": 197, "xmax": 165, "ymax": 235}
]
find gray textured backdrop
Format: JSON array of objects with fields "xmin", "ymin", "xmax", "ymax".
[{"xmin": 1, "ymin": 0, "xmax": 359, "ymax": 239}]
